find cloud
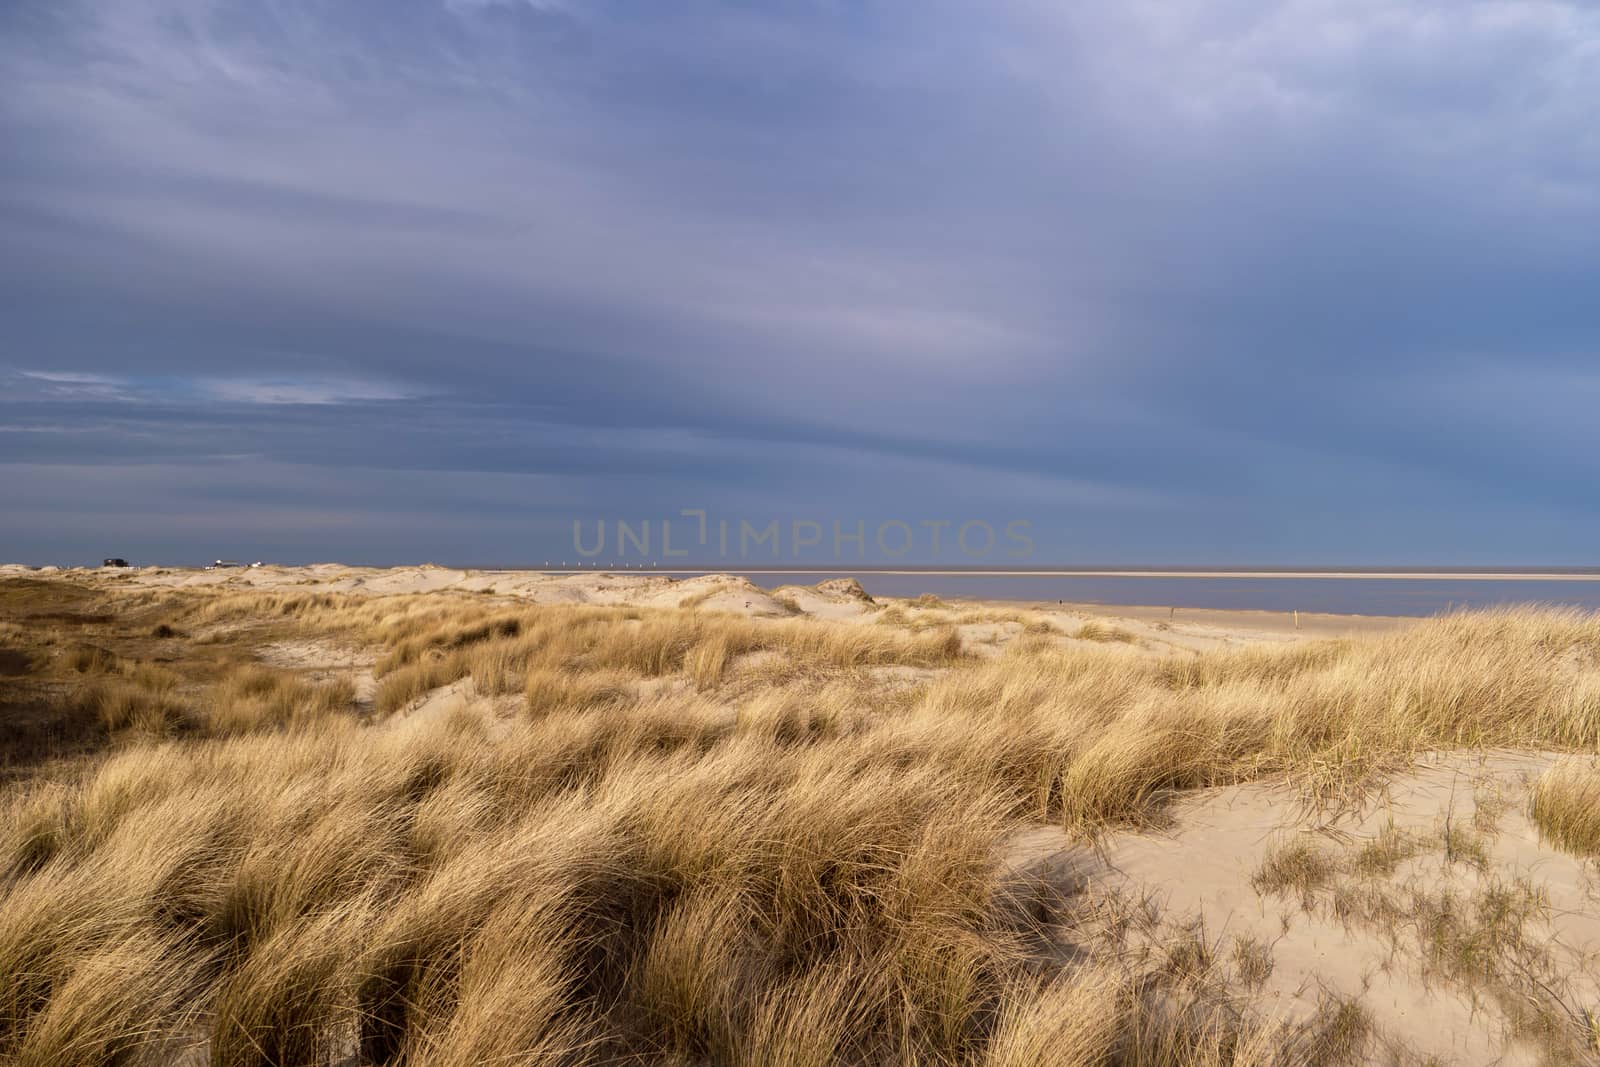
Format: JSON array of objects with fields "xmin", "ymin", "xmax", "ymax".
[{"xmin": 2, "ymin": 0, "xmax": 1598, "ymax": 564}]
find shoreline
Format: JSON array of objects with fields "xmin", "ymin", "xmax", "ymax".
[
  {"xmin": 986, "ymin": 597, "xmax": 1413, "ymax": 636},
  {"xmin": 549, "ymin": 567, "xmax": 1600, "ymax": 581}
]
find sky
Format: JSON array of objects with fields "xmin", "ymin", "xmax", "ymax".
[{"xmin": 3, "ymin": 0, "xmax": 1600, "ymax": 567}]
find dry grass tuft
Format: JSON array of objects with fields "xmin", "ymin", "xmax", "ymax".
[
  {"xmin": 1231, "ymin": 935, "xmax": 1274, "ymax": 990},
  {"xmin": 1074, "ymin": 619, "xmax": 1136, "ymax": 644},
  {"xmin": 524, "ymin": 667, "xmax": 634, "ymax": 715},
  {"xmin": 64, "ymin": 645, "xmax": 122, "ymax": 674},
  {"xmin": 771, "ymin": 592, "xmax": 803, "ymax": 615},
  {"xmin": 1351, "ymin": 821, "xmax": 1424, "ymax": 878},
  {"xmin": 1530, "ymin": 758, "xmax": 1600, "ymax": 855},
  {"xmin": 204, "ymin": 664, "xmax": 356, "ymax": 734},
  {"xmin": 1252, "ymin": 837, "xmax": 1338, "ymax": 900},
  {"xmin": 82, "ymin": 664, "xmax": 192, "ymax": 736}
]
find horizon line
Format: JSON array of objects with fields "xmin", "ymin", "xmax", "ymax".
[{"xmin": 19, "ymin": 561, "xmax": 1600, "ymax": 581}]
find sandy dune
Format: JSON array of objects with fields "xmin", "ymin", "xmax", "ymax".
[{"xmin": 8, "ymin": 562, "xmax": 1408, "ymax": 650}]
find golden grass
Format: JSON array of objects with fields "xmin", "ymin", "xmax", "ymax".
[
  {"xmin": 1530, "ymin": 758, "xmax": 1600, "ymax": 855},
  {"xmin": 875, "ymin": 604, "xmax": 1055, "ymax": 636},
  {"xmin": 356, "ymin": 602, "xmax": 964, "ymax": 714},
  {"xmin": 204, "ymin": 665, "xmax": 356, "ymax": 735},
  {"xmin": 82, "ymin": 664, "xmax": 191, "ymax": 736},
  {"xmin": 1074, "ymin": 619, "xmax": 1136, "ymax": 643},
  {"xmin": 64, "ymin": 645, "xmax": 356, "ymax": 740},
  {"xmin": 4, "ymin": 594, "xmax": 1600, "ymax": 1062}
]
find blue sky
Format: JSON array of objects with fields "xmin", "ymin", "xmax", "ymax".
[{"xmin": 3, "ymin": 0, "xmax": 1599, "ymax": 566}]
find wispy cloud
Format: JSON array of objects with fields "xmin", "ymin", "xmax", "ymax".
[
  {"xmin": 16, "ymin": 370, "xmax": 133, "ymax": 401},
  {"xmin": 192, "ymin": 377, "xmax": 418, "ymax": 405},
  {"xmin": 10, "ymin": 369, "xmax": 418, "ymax": 406}
]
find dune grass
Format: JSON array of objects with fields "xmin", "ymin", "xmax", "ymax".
[
  {"xmin": 363, "ymin": 603, "xmax": 965, "ymax": 714},
  {"xmin": 4, "ymin": 592, "xmax": 1600, "ymax": 1063},
  {"xmin": 1073, "ymin": 619, "xmax": 1136, "ymax": 644},
  {"xmin": 1530, "ymin": 758, "xmax": 1600, "ymax": 855}
]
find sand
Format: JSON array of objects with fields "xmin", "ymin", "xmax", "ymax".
[{"xmin": 1008, "ymin": 752, "xmax": 1600, "ymax": 1065}]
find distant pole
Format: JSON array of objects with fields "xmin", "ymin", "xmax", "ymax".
[{"xmin": 1293, "ymin": 609, "xmax": 1300, "ymax": 630}]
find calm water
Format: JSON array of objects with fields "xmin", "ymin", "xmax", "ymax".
[{"xmin": 737, "ymin": 572, "xmax": 1600, "ymax": 617}]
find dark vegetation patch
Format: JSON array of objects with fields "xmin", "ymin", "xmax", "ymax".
[
  {"xmin": 25, "ymin": 611, "xmax": 116, "ymax": 626},
  {"xmin": 0, "ymin": 578, "xmax": 271, "ymax": 776},
  {"xmin": 0, "ymin": 691, "xmax": 105, "ymax": 780}
]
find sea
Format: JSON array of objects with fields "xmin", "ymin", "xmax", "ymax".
[{"xmin": 718, "ymin": 569, "xmax": 1600, "ymax": 617}]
